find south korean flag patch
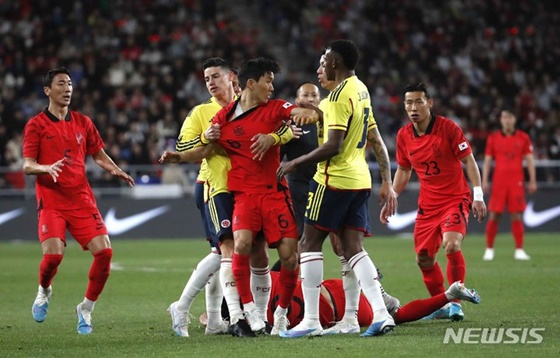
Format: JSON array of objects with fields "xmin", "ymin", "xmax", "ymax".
[
  {"xmin": 458, "ymin": 141, "xmax": 469, "ymax": 151},
  {"xmin": 283, "ymin": 102, "xmax": 293, "ymax": 109}
]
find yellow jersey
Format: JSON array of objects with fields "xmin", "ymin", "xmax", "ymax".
[{"xmin": 313, "ymin": 76, "xmax": 377, "ymax": 190}]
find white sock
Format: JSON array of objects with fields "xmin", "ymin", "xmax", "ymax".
[
  {"xmin": 81, "ymin": 298, "xmax": 95, "ymax": 312},
  {"xmin": 220, "ymin": 258, "xmax": 243, "ymax": 324},
  {"xmin": 339, "ymin": 256, "xmax": 359, "ymax": 323},
  {"xmin": 176, "ymin": 252, "xmax": 221, "ymax": 312},
  {"xmin": 251, "ymin": 266, "xmax": 271, "ymax": 321},
  {"xmin": 205, "ymin": 269, "xmax": 223, "ymax": 327},
  {"xmin": 38, "ymin": 285, "xmax": 52, "ymax": 296},
  {"xmin": 300, "ymin": 252, "xmax": 323, "ymax": 322},
  {"xmin": 348, "ymin": 250, "xmax": 390, "ymax": 322},
  {"xmin": 274, "ymin": 306, "xmax": 288, "ymax": 316}
]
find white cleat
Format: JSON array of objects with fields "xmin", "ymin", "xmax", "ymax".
[
  {"xmin": 271, "ymin": 313, "xmax": 290, "ymax": 335},
  {"xmin": 446, "ymin": 281, "xmax": 481, "ymax": 304},
  {"xmin": 205, "ymin": 319, "xmax": 229, "ymax": 335},
  {"xmin": 483, "ymin": 248, "xmax": 494, "ymax": 261},
  {"xmin": 279, "ymin": 319, "xmax": 323, "ymax": 338},
  {"xmin": 243, "ymin": 309, "xmax": 266, "ymax": 333},
  {"xmin": 514, "ymin": 249, "xmax": 530, "ymax": 260},
  {"xmin": 323, "ymin": 320, "xmax": 360, "ymax": 335},
  {"xmin": 167, "ymin": 301, "xmax": 190, "ymax": 337},
  {"xmin": 383, "ymin": 294, "xmax": 401, "ymax": 317}
]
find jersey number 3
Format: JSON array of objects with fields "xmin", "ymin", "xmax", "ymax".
[{"xmin": 356, "ymin": 108, "xmax": 370, "ymax": 149}]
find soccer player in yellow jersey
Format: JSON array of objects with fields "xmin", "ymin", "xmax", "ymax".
[{"xmin": 278, "ymin": 40, "xmax": 398, "ymax": 338}]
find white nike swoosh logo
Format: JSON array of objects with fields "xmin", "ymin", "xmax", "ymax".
[
  {"xmin": 104, "ymin": 206, "xmax": 170, "ymax": 235},
  {"xmin": 387, "ymin": 210, "xmax": 417, "ymax": 230},
  {"xmin": 303, "ymin": 130, "xmax": 310, "ymax": 134},
  {"xmin": 523, "ymin": 201, "xmax": 560, "ymax": 228},
  {"xmin": 0, "ymin": 208, "xmax": 26, "ymax": 225}
]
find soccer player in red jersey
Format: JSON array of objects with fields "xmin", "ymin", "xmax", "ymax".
[
  {"xmin": 22, "ymin": 67, "xmax": 134, "ymax": 334},
  {"xmin": 203, "ymin": 57, "xmax": 319, "ymax": 335},
  {"xmin": 201, "ymin": 270, "xmax": 481, "ymax": 331},
  {"xmin": 381, "ymin": 82, "xmax": 487, "ymax": 322},
  {"xmin": 482, "ymin": 110, "xmax": 536, "ymax": 261}
]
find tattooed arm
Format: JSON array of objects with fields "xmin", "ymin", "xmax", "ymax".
[{"xmin": 367, "ymin": 127, "xmax": 397, "ymax": 219}]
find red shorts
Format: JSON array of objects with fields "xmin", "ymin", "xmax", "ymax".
[
  {"xmin": 414, "ymin": 199, "xmax": 471, "ymax": 258},
  {"xmin": 38, "ymin": 207, "xmax": 107, "ymax": 250},
  {"xmin": 489, "ymin": 180, "xmax": 526, "ymax": 213},
  {"xmin": 232, "ymin": 191, "xmax": 298, "ymax": 247}
]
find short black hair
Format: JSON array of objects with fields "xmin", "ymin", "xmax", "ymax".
[
  {"xmin": 43, "ymin": 67, "xmax": 71, "ymax": 87},
  {"xmin": 328, "ymin": 40, "xmax": 360, "ymax": 70},
  {"xmin": 403, "ymin": 82, "xmax": 432, "ymax": 99},
  {"xmin": 202, "ymin": 57, "xmax": 230, "ymax": 71},
  {"xmin": 237, "ymin": 57, "xmax": 280, "ymax": 89}
]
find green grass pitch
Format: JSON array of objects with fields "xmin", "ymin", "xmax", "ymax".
[{"xmin": 1, "ymin": 233, "xmax": 559, "ymax": 357}]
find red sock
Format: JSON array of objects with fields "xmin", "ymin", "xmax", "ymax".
[
  {"xmin": 486, "ymin": 219, "xmax": 498, "ymax": 248},
  {"xmin": 85, "ymin": 248, "xmax": 112, "ymax": 301},
  {"xmin": 232, "ymin": 253, "xmax": 253, "ymax": 305},
  {"xmin": 446, "ymin": 251, "xmax": 466, "ymax": 285},
  {"xmin": 512, "ymin": 220, "xmax": 524, "ymax": 249},
  {"xmin": 420, "ymin": 262, "xmax": 445, "ymax": 296},
  {"xmin": 278, "ymin": 266, "xmax": 299, "ymax": 309},
  {"xmin": 39, "ymin": 254, "xmax": 63, "ymax": 288},
  {"xmin": 393, "ymin": 293, "xmax": 449, "ymax": 324}
]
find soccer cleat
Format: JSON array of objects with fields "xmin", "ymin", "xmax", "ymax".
[
  {"xmin": 422, "ymin": 303, "xmax": 451, "ymax": 320},
  {"xmin": 483, "ymin": 248, "xmax": 494, "ymax": 261},
  {"xmin": 279, "ymin": 320, "xmax": 323, "ymax": 338},
  {"xmin": 383, "ymin": 294, "xmax": 401, "ymax": 317},
  {"xmin": 76, "ymin": 303, "xmax": 93, "ymax": 334},
  {"xmin": 270, "ymin": 313, "xmax": 290, "ymax": 335},
  {"xmin": 32, "ymin": 287, "xmax": 52, "ymax": 323},
  {"xmin": 514, "ymin": 249, "xmax": 530, "ymax": 261},
  {"xmin": 322, "ymin": 320, "xmax": 360, "ymax": 335},
  {"xmin": 264, "ymin": 321, "xmax": 273, "ymax": 335},
  {"xmin": 361, "ymin": 316, "xmax": 395, "ymax": 337},
  {"xmin": 167, "ymin": 301, "xmax": 190, "ymax": 337},
  {"xmin": 228, "ymin": 319, "xmax": 257, "ymax": 337},
  {"xmin": 243, "ymin": 309, "xmax": 266, "ymax": 333},
  {"xmin": 446, "ymin": 281, "xmax": 481, "ymax": 304},
  {"xmin": 449, "ymin": 302, "xmax": 464, "ymax": 321},
  {"xmin": 205, "ymin": 319, "xmax": 229, "ymax": 335}
]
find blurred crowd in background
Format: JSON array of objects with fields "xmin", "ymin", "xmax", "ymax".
[{"xmin": 1, "ymin": 0, "xmax": 559, "ymax": 190}]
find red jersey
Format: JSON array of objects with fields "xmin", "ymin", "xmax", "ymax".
[
  {"xmin": 485, "ymin": 130, "xmax": 532, "ymax": 183},
  {"xmin": 396, "ymin": 115, "xmax": 471, "ymax": 210},
  {"xmin": 213, "ymin": 99, "xmax": 296, "ymax": 193},
  {"xmin": 23, "ymin": 109, "xmax": 104, "ymax": 210}
]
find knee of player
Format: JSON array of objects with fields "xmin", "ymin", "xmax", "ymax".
[{"xmin": 416, "ymin": 252, "xmax": 435, "ymax": 268}]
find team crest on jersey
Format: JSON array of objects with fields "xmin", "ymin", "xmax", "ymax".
[
  {"xmin": 282, "ymin": 102, "xmax": 293, "ymax": 109},
  {"xmin": 233, "ymin": 125, "xmax": 246, "ymax": 136},
  {"xmin": 76, "ymin": 132, "xmax": 84, "ymax": 145},
  {"xmin": 458, "ymin": 141, "xmax": 469, "ymax": 151},
  {"xmin": 221, "ymin": 219, "xmax": 231, "ymax": 228}
]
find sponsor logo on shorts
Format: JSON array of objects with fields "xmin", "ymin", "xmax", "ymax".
[{"xmin": 221, "ymin": 219, "xmax": 231, "ymax": 228}]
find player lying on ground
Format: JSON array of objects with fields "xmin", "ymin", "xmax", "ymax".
[{"xmin": 199, "ymin": 269, "xmax": 480, "ymax": 335}]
